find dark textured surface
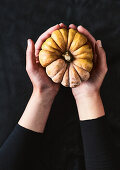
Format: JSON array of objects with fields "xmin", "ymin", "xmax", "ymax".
[{"xmin": 0, "ymin": 0, "xmax": 120, "ymax": 169}]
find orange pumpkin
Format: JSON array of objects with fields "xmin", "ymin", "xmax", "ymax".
[{"xmin": 39, "ymin": 28, "xmax": 93, "ymax": 88}]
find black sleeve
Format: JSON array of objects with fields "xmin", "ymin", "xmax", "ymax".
[
  {"xmin": 80, "ymin": 116, "xmax": 116, "ymax": 170},
  {"xmin": 0, "ymin": 124, "xmax": 46, "ymax": 170}
]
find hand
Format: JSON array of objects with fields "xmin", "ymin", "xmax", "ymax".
[
  {"xmin": 69, "ymin": 24, "xmax": 108, "ymax": 99},
  {"xmin": 18, "ymin": 23, "xmax": 68, "ymax": 132},
  {"xmin": 26, "ymin": 23, "xmax": 67, "ymax": 97},
  {"xmin": 67, "ymin": 24, "xmax": 107, "ymax": 120}
]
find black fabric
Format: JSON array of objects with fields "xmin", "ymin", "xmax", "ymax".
[
  {"xmin": 0, "ymin": 124, "xmax": 45, "ymax": 170},
  {"xmin": 80, "ymin": 116, "xmax": 116, "ymax": 170},
  {"xmin": 0, "ymin": 116, "xmax": 116, "ymax": 170},
  {"xmin": 0, "ymin": 0, "xmax": 120, "ymax": 169}
]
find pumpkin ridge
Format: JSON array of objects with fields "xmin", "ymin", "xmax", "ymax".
[
  {"xmin": 46, "ymin": 59, "xmax": 66, "ymax": 78},
  {"xmin": 70, "ymin": 32, "xmax": 87, "ymax": 52},
  {"xmin": 66, "ymin": 29, "xmax": 69, "ymax": 51},
  {"xmin": 73, "ymin": 62, "xmax": 91, "ymax": 73},
  {"xmin": 81, "ymin": 59, "xmax": 93, "ymax": 72},
  {"xmin": 61, "ymin": 63, "xmax": 70, "ymax": 87},
  {"xmin": 39, "ymin": 49, "xmax": 61, "ymax": 56},
  {"xmin": 51, "ymin": 30, "xmax": 65, "ymax": 52},
  {"xmin": 39, "ymin": 49, "xmax": 60, "ymax": 67},
  {"xmin": 59, "ymin": 28, "xmax": 68, "ymax": 50},
  {"xmin": 73, "ymin": 64, "xmax": 82, "ymax": 82},
  {"xmin": 52, "ymin": 62, "xmax": 67, "ymax": 83},
  {"xmin": 82, "ymin": 58, "xmax": 93, "ymax": 63},
  {"xmin": 75, "ymin": 51, "xmax": 92, "ymax": 56},
  {"xmin": 72, "ymin": 42, "xmax": 92, "ymax": 56},
  {"xmin": 50, "ymin": 37, "xmax": 63, "ymax": 52},
  {"xmin": 41, "ymin": 45, "xmax": 62, "ymax": 55},
  {"xmin": 44, "ymin": 37, "xmax": 62, "ymax": 52},
  {"xmin": 68, "ymin": 64, "xmax": 70, "ymax": 87},
  {"xmin": 68, "ymin": 63, "xmax": 71, "ymax": 87},
  {"xmin": 73, "ymin": 50, "xmax": 92, "ymax": 56},
  {"xmin": 68, "ymin": 29, "xmax": 77, "ymax": 51},
  {"xmin": 74, "ymin": 52, "xmax": 93, "ymax": 60},
  {"xmin": 66, "ymin": 63, "xmax": 70, "ymax": 87},
  {"xmin": 45, "ymin": 57, "xmax": 61, "ymax": 68},
  {"xmin": 73, "ymin": 64, "xmax": 90, "ymax": 81},
  {"xmin": 58, "ymin": 29, "xmax": 66, "ymax": 51},
  {"xmin": 69, "ymin": 63, "xmax": 81, "ymax": 88}
]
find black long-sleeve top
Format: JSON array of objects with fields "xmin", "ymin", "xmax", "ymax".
[{"xmin": 0, "ymin": 116, "xmax": 116, "ymax": 170}]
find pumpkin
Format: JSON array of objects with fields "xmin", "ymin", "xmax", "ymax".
[{"xmin": 39, "ymin": 28, "xmax": 93, "ymax": 88}]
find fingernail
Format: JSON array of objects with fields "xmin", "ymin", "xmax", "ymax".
[
  {"xmin": 78, "ymin": 25, "xmax": 82, "ymax": 28},
  {"xmin": 27, "ymin": 39, "xmax": 30, "ymax": 46},
  {"xmin": 69, "ymin": 23, "xmax": 74, "ymax": 26},
  {"xmin": 97, "ymin": 40, "xmax": 102, "ymax": 48}
]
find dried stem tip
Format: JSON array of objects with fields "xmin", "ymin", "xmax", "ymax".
[{"xmin": 62, "ymin": 51, "xmax": 73, "ymax": 62}]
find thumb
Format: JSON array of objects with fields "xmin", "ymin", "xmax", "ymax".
[
  {"xmin": 95, "ymin": 40, "xmax": 108, "ymax": 74},
  {"xmin": 26, "ymin": 39, "xmax": 36, "ymax": 72}
]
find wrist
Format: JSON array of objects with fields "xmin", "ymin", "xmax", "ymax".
[
  {"xmin": 18, "ymin": 87, "xmax": 55, "ymax": 133},
  {"xmin": 75, "ymin": 91, "xmax": 105, "ymax": 121},
  {"xmin": 32, "ymin": 87, "xmax": 56, "ymax": 104},
  {"xmin": 75, "ymin": 90, "xmax": 100, "ymax": 103}
]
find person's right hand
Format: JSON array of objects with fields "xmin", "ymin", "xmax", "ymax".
[
  {"xmin": 67, "ymin": 24, "xmax": 108, "ymax": 120},
  {"xmin": 26, "ymin": 23, "xmax": 67, "ymax": 98},
  {"xmin": 69, "ymin": 24, "xmax": 108, "ymax": 100}
]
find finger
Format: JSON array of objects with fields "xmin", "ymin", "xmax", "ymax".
[
  {"xmin": 77, "ymin": 25, "xmax": 96, "ymax": 46},
  {"xmin": 69, "ymin": 24, "xmax": 77, "ymax": 29},
  {"xmin": 59, "ymin": 23, "xmax": 67, "ymax": 28},
  {"xmin": 36, "ymin": 60, "xmax": 40, "ymax": 64},
  {"xmin": 95, "ymin": 40, "xmax": 108, "ymax": 71},
  {"xmin": 35, "ymin": 56, "xmax": 40, "ymax": 64},
  {"xmin": 77, "ymin": 25, "xmax": 97, "ymax": 70},
  {"xmin": 35, "ymin": 24, "xmax": 60, "ymax": 57},
  {"xmin": 26, "ymin": 39, "xmax": 36, "ymax": 71}
]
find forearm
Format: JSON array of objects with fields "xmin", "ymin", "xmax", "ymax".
[
  {"xmin": 0, "ymin": 89, "xmax": 52, "ymax": 169},
  {"xmin": 18, "ymin": 88, "xmax": 55, "ymax": 133},
  {"xmin": 75, "ymin": 91, "xmax": 105, "ymax": 120}
]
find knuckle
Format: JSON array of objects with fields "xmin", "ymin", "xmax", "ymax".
[
  {"xmin": 26, "ymin": 65, "xmax": 32, "ymax": 73},
  {"xmin": 105, "ymin": 67, "xmax": 108, "ymax": 73},
  {"xmin": 101, "ymin": 49, "xmax": 106, "ymax": 56},
  {"xmin": 26, "ymin": 65, "xmax": 29, "ymax": 72}
]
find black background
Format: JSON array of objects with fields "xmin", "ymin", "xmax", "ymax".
[{"xmin": 0, "ymin": 0, "xmax": 120, "ymax": 169}]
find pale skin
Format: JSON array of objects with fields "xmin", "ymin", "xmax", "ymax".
[
  {"xmin": 18, "ymin": 23, "xmax": 66, "ymax": 133},
  {"xmin": 69, "ymin": 24, "xmax": 108, "ymax": 121},
  {"xmin": 18, "ymin": 23, "xmax": 108, "ymax": 133}
]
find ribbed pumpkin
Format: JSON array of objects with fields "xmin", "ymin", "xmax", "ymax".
[{"xmin": 39, "ymin": 28, "xmax": 93, "ymax": 88}]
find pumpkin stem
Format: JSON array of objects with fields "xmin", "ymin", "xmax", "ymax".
[{"xmin": 62, "ymin": 51, "xmax": 72, "ymax": 62}]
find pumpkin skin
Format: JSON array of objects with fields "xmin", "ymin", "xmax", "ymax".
[{"xmin": 39, "ymin": 28, "xmax": 93, "ymax": 88}]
